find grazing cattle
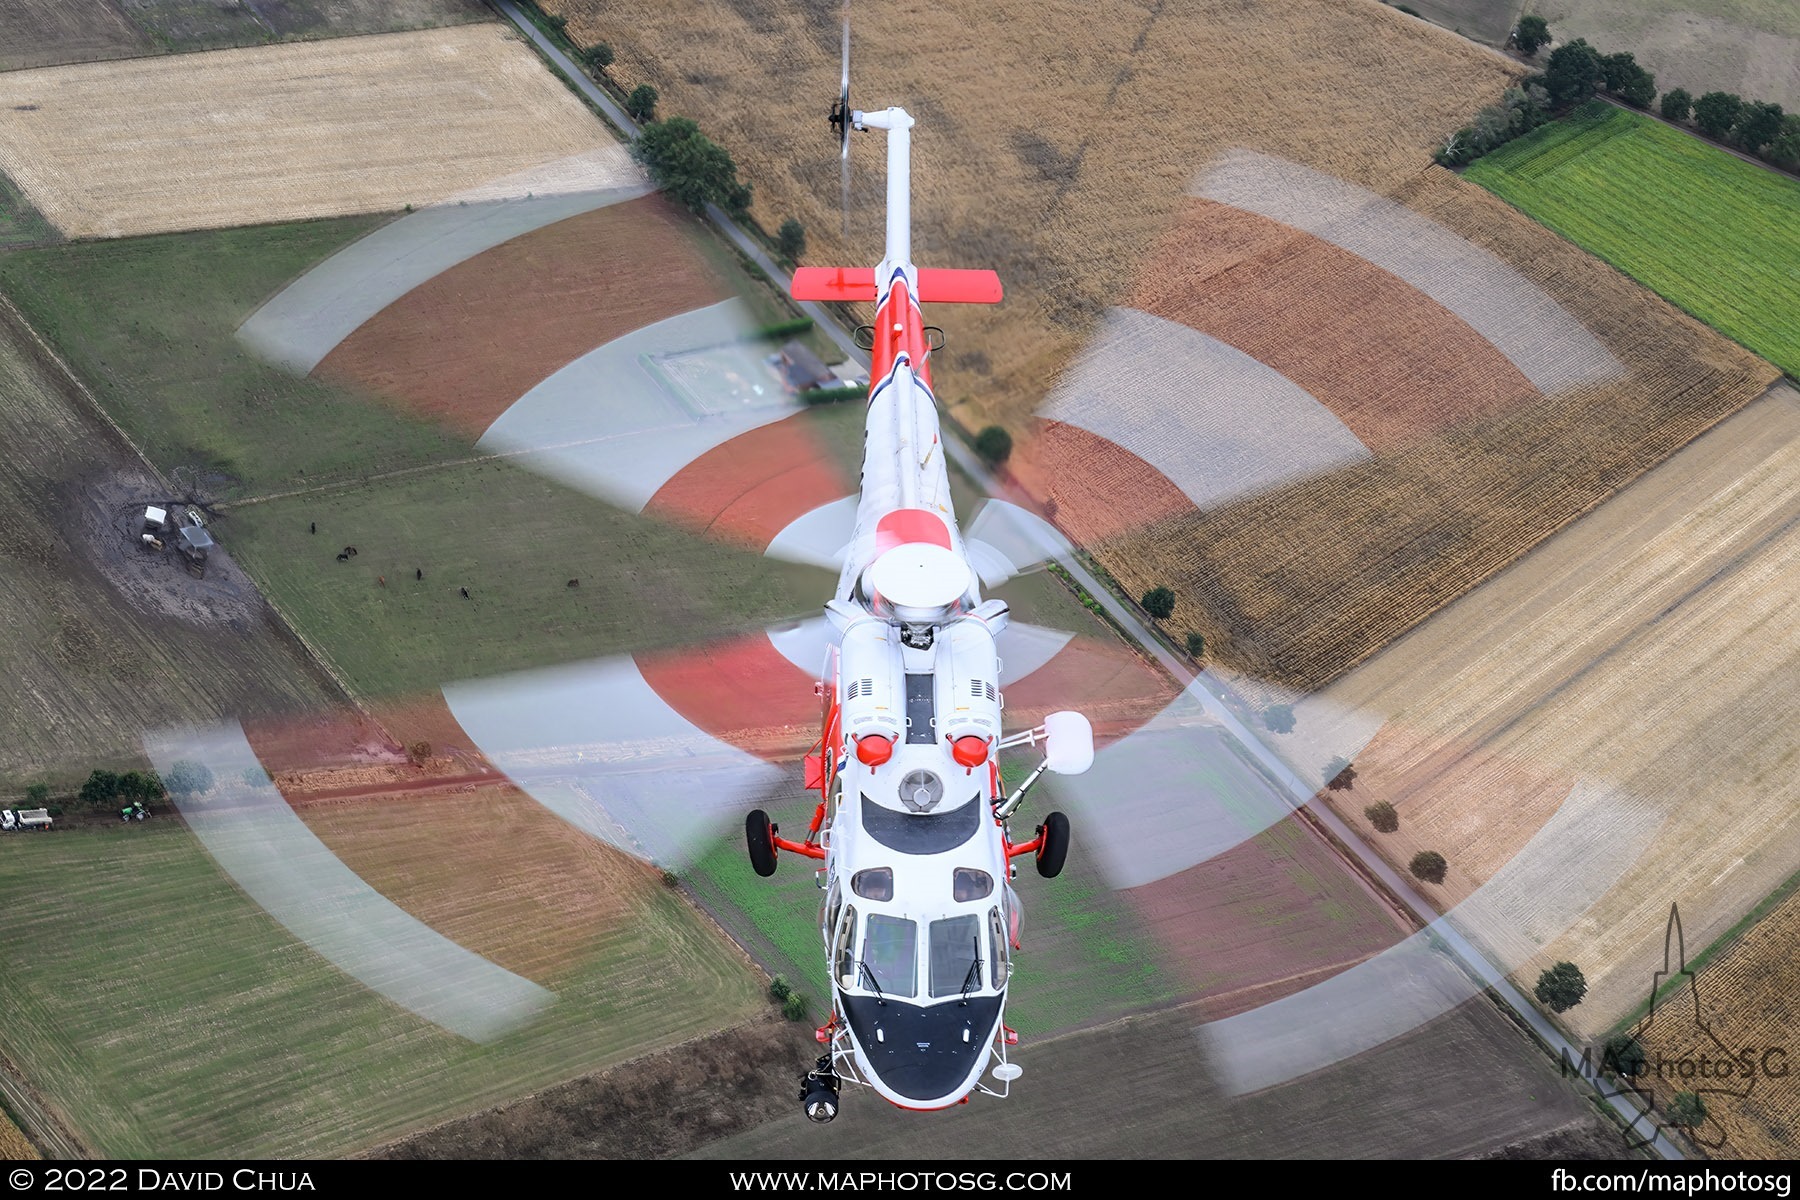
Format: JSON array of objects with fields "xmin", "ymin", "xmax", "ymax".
[
  {"xmin": 310, "ymin": 521, "xmax": 316, "ymax": 534},
  {"xmin": 378, "ymin": 576, "xmax": 386, "ymax": 587},
  {"xmin": 336, "ymin": 552, "xmax": 348, "ymax": 562},
  {"xmin": 567, "ymin": 578, "xmax": 579, "ymax": 588},
  {"xmin": 460, "ymin": 587, "xmax": 470, "ymax": 599},
  {"xmin": 416, "ymin": 568, "xmax": 423, "ymax": 581}
]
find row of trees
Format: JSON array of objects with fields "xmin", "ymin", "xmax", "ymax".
[
  {"xmin": 22, "ymin": 760, "xmax": 217, "ymax": 813},
  {"xmin": 1443, "ymin": 22, "xmax": 1800, "ymax": 173}
]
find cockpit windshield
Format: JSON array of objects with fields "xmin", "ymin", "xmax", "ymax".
[
  {"xmin": 928, "ymin": 914, "xmax": 983, "ymax": 998},
  {"xmin": 860, "ymin": 913, "xmax": 919, "ymax": 998}
]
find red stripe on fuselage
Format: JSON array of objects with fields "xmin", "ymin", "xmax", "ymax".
[{"xmin": 870, "ymin": 275, "xmax": 933, "ymax": 393}]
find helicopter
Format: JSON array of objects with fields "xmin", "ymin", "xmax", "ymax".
[{"xmin": 740, "ymin": 62, "xmax": 1097, "ymax": 1122}]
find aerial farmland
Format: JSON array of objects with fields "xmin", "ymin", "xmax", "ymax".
[{"xmin": 0, "ymin": 0, "xmax": 1794, "ymax": 1165}]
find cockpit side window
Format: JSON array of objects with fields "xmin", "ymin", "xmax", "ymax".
[
  {"xmin": 988, "ymin": 905, "xmax": 1009, "ymax": 990},
  {"xmin": 834, "ymin": 905, "xmax": 857, "ymax": 987},
  {"xmin": 953, "ymin": 867, "xmax": 993, "ymax": 902}
]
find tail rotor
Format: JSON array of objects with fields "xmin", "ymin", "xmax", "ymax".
[{"xmin": 827, "ymin": 0, "xmax": 854, "ymax": 239}]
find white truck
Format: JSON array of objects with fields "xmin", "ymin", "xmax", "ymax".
[{"xmin": 1, "ymin": 808, "xmax": 52, "ymax": 832}]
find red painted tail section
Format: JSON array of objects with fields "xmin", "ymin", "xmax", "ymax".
[
  {"xmin": 792, "ymin": 267, "xmax": 878, "ymax": 302},
  {"xmin": 791, "ymin": 266, "xmax": 1003, "ymax": 305},
  {"xmin": 916, "ymin": 268, "xmax": 1003, "ymax": 304}
]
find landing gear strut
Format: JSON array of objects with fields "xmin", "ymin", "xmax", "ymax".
[{"xmin": 800, "ymin": 1054, "xmax": 840, "ymax": 1123}]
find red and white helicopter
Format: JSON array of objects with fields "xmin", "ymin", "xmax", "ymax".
[{"xmin": 741, "ymin": 65, "xmax": 1096, "ymax": 1123}]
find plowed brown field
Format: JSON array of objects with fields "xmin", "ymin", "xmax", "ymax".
[
  {"xmin": 543, "ymin": 0, "xmax": 1778, "ymax": 692},
  {"xmin": 316, "ymin": 195, "xmax": 730, "ymax": 437}
]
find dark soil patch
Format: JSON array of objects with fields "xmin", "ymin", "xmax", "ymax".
[{"xmin": 366, "ymin": 1016, "xmax": 814, "ymax": 1159}]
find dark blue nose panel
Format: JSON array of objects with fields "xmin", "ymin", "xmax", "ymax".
[{"xmin": 841, "ymin": 994, "xmax": 1003, "ymax": 1102}]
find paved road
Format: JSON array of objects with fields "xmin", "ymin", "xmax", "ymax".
[{"xmin": 496, "ymin": 0, "xmax": 1678, "ymax": 1156}]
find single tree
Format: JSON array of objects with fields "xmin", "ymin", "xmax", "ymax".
[
  {"xmin": 1534, "ymin": 960, "xmax": 1588, "ymax": 1012},
  {"xmin": 1660, "ymin": 87, "xmax": 1693, "ymax": 123},
  {"xmin": 776, "ymin": 217, "xmax": 807, "ymax": 263},
  {"xmin": 242, "ymin": 766, "xmax": 272, "ymax": 788},
  {"xmin": 1602, "ymin": 1032, "xmax": 1647, "ymax": 1077},
  {"xmin": 78, "ymin": 769, "xmax": 121, "ymax": 808},
  {"xmin": 1140, "ymin": 587, "xmax": 1176, "ymax": 620},
  {"xmin": 1185, "ymin": 632, "xmax": 1206, "ymax": 659},
  {"xmin": 1733, "ymin": 101, "xmax": 1785, "ymax": 154},
  {"xmin": 1613, "ymin": 63, "xmax": 1657, "ymax": 110},
  {"xmin": 632, "ymin": 117, "xmax": 752, "ymax": 216},
  {"xmin": 1693, "ymin": 91, "xmax": 1744, "ymax": 141},
  {"xmin": 1410, "ymin": 849, "xmax": 1448, "ymax": 884},
  {"xmin": 1668, "ymin": 1091, "xmax": 1707, "ymax": 1129},
  {"xmin": 1325, "ymin": 757, "xmax": 1357, "ymax": 790},
  {"xmin": 1472, "ymin": 105, "xmax": 1513, "ymax": 151},
  {"xmin": 1365, "ymin": 800, "xmax": 1400, "ymax": 833},
  {"xmin": 1263, "ymin": 703, "xmax": 1296, "ymax": 734},
  {"xmin": 1599, "ymin": 51, "xmax": 1639, "ymax": 93},
  {"xmin": 625, "ymin": 83, "xmax": 658, "ymax": 123},
  {"xmin": 1767, "ymin": 114, "xmax": 1800, "ymax": 170},
  {"xmin": 781, "ymin": 992, "xmax": 808, "ymax": 1021},
  {"xmin": 582, "ymin": 42, "xmax": 614, "ymax": 72},
  {"xmin": 24, "ymin": 782, "xmax": 49, "ymax": 807},
  {"xmin": 974, "ymin": 425, "xmax": 1013, "ymax": 466},
  {"xmin": 1514, "ymin": 15, "xmax": 1550, "ymax": 57},
  {"xmin": 119, "ymin": 770, "xmax": 164, "ymax": 802},
  {"xmin": 768, "ymin": 975, "xmax": 793, "ymax": 1003},
  {"xmin": 164, "ymin": 760, "xmax": 215, "ymax": 798},
  {"xmin": 1543, "ymin": 39, "xmax": 1603, "ymax": 109}
]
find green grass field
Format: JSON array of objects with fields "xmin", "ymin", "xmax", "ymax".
[
  {"xmin": 0, "ymin": 219, "xmax": 475, "ymax": 495},
  {"xmin": 225, "ymin": 461, "xmax": 826, "ymax": 698},
  {"xmin": 1467, "ymin": 102, "xmax": 1800, "ymax": 377},
  {"xmin": 0, "ymin": 821, "xmax": 763, "ymax": 1157}
]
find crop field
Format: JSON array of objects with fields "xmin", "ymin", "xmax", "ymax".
[
  {"xmin": 1632, "ymin": 881, "xmax": 1800, "ymax": 1157},
  {"xmin": 694, "ymin": 996, "xmax": 1616, "ymax": 1158},
  {"xmin": 0, "ymin": 1, "xmax": 489, "ymax": 73},
  {"xmin": 1469, "ymin": 103, "xmax": 1800, "ymax": 377},
  {"xmin": 0, "ymin": 818, "xmax": 765, "ymax": 1157},
  {"xmin": 1525, "ymin": 0, "xmax": 1800, "ymax": 110},
  {"xmin": 0, "ymin": 1109, "xmax": 35, "ymax": 1159},
  {"xmin": 1398, "ymin": 0, "xmax": 1524, "ymax": 45},
  {"xmin": 0, "ymin": 24, "xmax": 617, "ymax": 238},
  {"xmin": 1310, "ymin": 384, "xmax": 1800, "ymax": 1038},
  {"xmin": 0, "ymin": 306, "xmax": 345, "ymax": 783},
  {"xmin": 548, "ymin": 0, "xmax": 1779, "ymax": 694}
]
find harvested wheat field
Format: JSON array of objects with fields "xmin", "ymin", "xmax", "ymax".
[
  {"xmin": 1632, "ymin": 890, "xmax": 1800, "ymax": 1158},
  {"xmin": 549, "ymin": 0, "xmax": 1779, "ymax": 692},
  {"xmin": 1305, "ymin": 384, "xmax": 1800, "ymax": 1038},
  {"xmin": 294, "ymin": 784, "xmax": 669, "ymax": 983},
  {"xmin": 0, "ymin": 24, "xmax": 617, "ymax": 238}
]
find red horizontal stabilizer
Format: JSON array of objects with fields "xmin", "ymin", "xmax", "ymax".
[
  {"xmin": 791, "ymin": 267, "xmax": 877, "ymax": 302},
  {"xmin": 917, "ymin": 268, "xmax": 1003, "ymax": 304}
]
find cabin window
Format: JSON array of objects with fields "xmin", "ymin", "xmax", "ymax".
[
  {"xmin": 952, "ymin": 867, "xmax": 993, "ymax": 902},
  {"xmin": 852, "ymin": 867, "xmax": 894, "ymax": 901},
  {"xmin": 860, "ymin": 913, "xmax": 919, "ymax": 998},
  {"xmin": 928, "ymin": 914, "xmax": 983, "ymax": 998}
]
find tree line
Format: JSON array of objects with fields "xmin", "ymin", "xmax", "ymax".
[{"xmin": 1440, "ymin": 19, "xmax": 1799, "ymax": 172}]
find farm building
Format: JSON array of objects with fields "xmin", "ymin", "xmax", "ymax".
[{"xmin": 776, "ymin": 341, "xmax": 833, "ymax": 393}]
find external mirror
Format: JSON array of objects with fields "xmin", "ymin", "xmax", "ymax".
[
  {"xmin": 992, "ymin": 1063, "xmax": 1023, "ymax": 1082},
  {"xmin": 1041, "ymin": 711, "xmax": 1094, "ymax": 776},
  {"xmin": 842, "ymin": 973, "xmax": 857, "ymax": 988}
]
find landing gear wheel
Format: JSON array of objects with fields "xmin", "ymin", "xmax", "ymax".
[
  {"xmin": 1035, "ymin": 811, "xmax": 1070, "ymax": 879},
  {"xmin": 746, "ymin": 810, "xmax": 778, "ymax": 877}
]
